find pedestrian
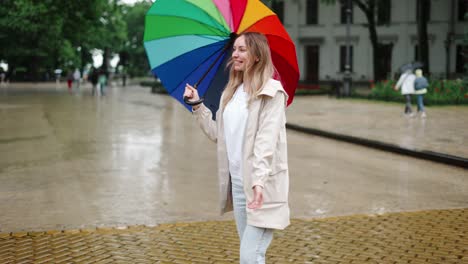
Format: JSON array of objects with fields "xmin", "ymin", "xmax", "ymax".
[
  {"xmin": 98, "ymin": 68, "xmax": 107, "ymax": 96},
  {"xmin": 89, "ymin": 67, "xmax": 99, "ymax": 96},
  {"xmin": 394, "ymin": 68, "xmax": 416, "ymax": 116},
  {"xmin": 0, "ymin": 67, "xmax": 5, "ymax": 85},
  {"xmin": 414, "ymin": 69, "xmax": 429, "ymax": 118},
  {"xmin": 66, "ymin": 70, "xmax": 74, "ymax": 93},
  {"xmin": 54, "ymin": 69, "xmax": 62, "ymax": 85},
  {"xmin": 184, "ymin": 32, "xmax": 290, "ymax": 264},
  {"xmin": 73, "ymin": 68, "xmax": 81, "ymax": 91}
]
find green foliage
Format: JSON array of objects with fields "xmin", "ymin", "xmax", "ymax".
[
  {"xmin": 366, "ymin": 80, "xmax": 468, "ymax": 105},
  {"xmin": 425, "ymin": 79, "xmax": 467, "ymax": 105},
  {"xmin": 295, "ymin": 86, "xmax": 332, "ymax": 96},
  {"xmin": 121, "ymin": 1, "xmax": 152, "ymax": 77},
  {"xmin": 368, "ymin": 80, "xmax": 400, "ymax": 101},
  {"xmin": 0, "ymin": 0, "xmax": 127, "ymax": 80},
  {"xmin": 0, "ymin": 1, "xmax": 63, "ymax": 62}
]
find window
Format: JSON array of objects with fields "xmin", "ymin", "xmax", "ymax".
[
  {"xmin": 272, "ymin": 0, "xmax": 284, "ymax": 23},
  {"xmin": 306, "ymin": 45, "xmax": 320, "ymax": 81},
  {"xmin": 307, "ymin": 0, "xmax": 318, "ymax": 25},
  {"xmin": 416, "ymin": 0, "xmax": 431, "ymax": 22},
  {"xmin": 377, "ymin": 44, "xmax": 393, "ymax": 80},
  {"xmin": 456, "ymin": 45, "xmax": 468, "ymax": 73},
  {"xmin": 340, "ymin": 45, "xmax": 353, "ymax": 72},
  {"xmin": 340, "ymin": 0, "xmax": 353, "ymax": 24},
  {"xmin": 377, "ymin": 0, "xmax": 391, "ymax": 25},
  {"xmin": 458, "ymin": 0, "xmax": 468, "ymax": 21}
]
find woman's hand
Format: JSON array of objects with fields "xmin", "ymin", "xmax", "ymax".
[
  {"xmin": 184, "ymin": 83, "xmax": 202, "ymax": 110},
  {"xmin": 248, "ymin": 185, "xmax": 263, "ymax": 210}
]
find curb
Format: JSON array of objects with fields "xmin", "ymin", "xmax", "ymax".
[{"xmin": 286, "ymin": 123, "xmax": 468, "ymax": 169}]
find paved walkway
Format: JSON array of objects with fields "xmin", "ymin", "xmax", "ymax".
[
  {"xmin": 1, "ymin": 209, "xmax": 467, "ymax": 263},
  {"xmin": 286, "ymin": 96, "xmax": 468, "ymax": 160},
  {"xmin": 0, "ymin": 83, "xmax": 467, "ymax": 263}
]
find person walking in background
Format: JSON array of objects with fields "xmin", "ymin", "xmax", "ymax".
[
  {"xmin": 184, "ymin": 32, "xmax": 290, "ymax": 264},
  {"xmin": 89, "ymin": 67, "xmax": 99, "ymax": 96},
  {"xmin": 66, "ymin": 70, "xmax": 74, "ymax": 93},
  {"xmin": 414, "ymin": 69, "xmax": 429, "ymax": 118},
  {"xmin": 54, "ymin": 69, "xmax": 62, "ymax": 87},
  {"xmin": 73, "ymin": 68, "xmax": 81, "ymax": 91},
  {"xmin": 394, "ymin": 68, "xmax": 416, "ymax": 116},
  {"xmin": 0, "ymin": 67, "xmax": 5, "ymax": 86},
  {"xmin": 98, "ymin": 68, "xmax": 107, "ymax": 96}
]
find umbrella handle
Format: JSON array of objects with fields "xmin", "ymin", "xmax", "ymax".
[{"xmin": 184, "ymin": 96, "xmax": 204, "ymax": 106}]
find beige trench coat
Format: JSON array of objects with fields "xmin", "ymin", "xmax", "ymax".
[{"xmin": 193, "ymin": 79, "xmax": 290, "ymax": 230}]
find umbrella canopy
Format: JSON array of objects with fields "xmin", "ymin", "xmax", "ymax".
[
  {"xmin": 398, "ymin": 61, "xmax": 424, "ymax": 73},
  {"xmin": 144, "ymin": 0, "xmax": 299, "ymax": 115}
]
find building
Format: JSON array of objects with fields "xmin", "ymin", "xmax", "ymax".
[{"xmin": 269, "ymin": 0, "xmax": 468, "ymax": 83}]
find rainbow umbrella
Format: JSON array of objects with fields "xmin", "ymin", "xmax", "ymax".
[{"xmin": 144, "ymin": 0, "xmax": 299, "ymax": 115}]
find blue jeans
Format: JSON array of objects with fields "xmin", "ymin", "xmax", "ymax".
[
  {"xmin": 232, "ymin": 183, "xmax": 273, "ymax": 264},
  {"xmin": 416, "ymin": 94, "xmax": 425, "ymax": 112}
]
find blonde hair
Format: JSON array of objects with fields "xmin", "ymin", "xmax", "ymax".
[
  {"xmin": 415, "ymin": 69, "xmax": 423, "ymax": 77},
  {"xmin": 221, "ymin": 32, "xmax": 276, "ymax": 109}
]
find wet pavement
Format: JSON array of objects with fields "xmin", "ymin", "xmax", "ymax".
[
  {"xmin": 1, "ymin": 209, "xmax": 467, "ymax": 263},
  {"xmin": 287, "ymin": 96, "xmax": 468, "ymax": 159},
  {"xmin": 0, "ymin": 82, "xmax": 467, "ymax": 263}
]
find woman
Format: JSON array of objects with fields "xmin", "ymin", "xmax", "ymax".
[
  {"xmin": 184, "ymin": 32, "xmax": 290, "ymax": 263},
  {"xmin": 414, "ymin": 69, "xmax": 428, "ymax": 118},
  {"xmin": 394, "ymin": 69, "xmax": 416, "ymax": 116}
]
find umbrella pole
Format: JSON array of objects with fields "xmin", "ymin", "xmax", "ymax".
[{"xmin": 184, "ymin": 33, "xmax": 237, "ymax": 106}]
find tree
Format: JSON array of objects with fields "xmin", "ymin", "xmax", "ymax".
[
  {"xmin": 0, "ymin": 0, "xmax": 126, "ymax": 81},
  {"xmin": 93, "ymin": 2, "xmax": 127, "ymax": 74},
  {"xmin": 416, "ymin": 0, "xmax": 430, "ymax": 74},
  {"xmin": 120, "ymin": 1, "xmax": 152, "ymax": 77},
  {"xmin": 322, "ymin": 0, "xmax": 392, "ymax": 81},
  {"xmin": 0, "ymin": 0, "xmax": 68, "ymax": 80}
]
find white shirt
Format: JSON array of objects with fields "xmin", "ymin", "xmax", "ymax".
[{"xmin": 223, "ymin": 84, "xmax": 249, "ymax": 187}]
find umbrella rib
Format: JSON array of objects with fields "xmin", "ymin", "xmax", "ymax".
[{"xmin": 194, "ymin": 33, "xmax": 237, "ymax": 89}]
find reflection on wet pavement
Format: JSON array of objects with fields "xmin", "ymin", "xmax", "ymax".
[
  {"xmin": 287, "ymin": 96, "xmax": 468, "ymax": 158},
  {"xmin": 0, "ymin": 83, "xmax": 467, "ymax": 233}
]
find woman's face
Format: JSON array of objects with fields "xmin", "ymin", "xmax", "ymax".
[{"xmin": 232, "ymin": 35, "xmax": 254, "ymax": 72}]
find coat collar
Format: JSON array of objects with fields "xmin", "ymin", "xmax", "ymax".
[
  {"xmin": 219, "ymin": 79, "xmax": 289, "ymax": 113},
  {"xmin": 258, "ymin": 79, "xmax": 288, "ymax": 104}
]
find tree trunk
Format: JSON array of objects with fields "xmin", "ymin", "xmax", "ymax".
[
  {"xmin": 355, "ymin": 0, "xmax": 384, "ymax": 81},
  {"xmin": 103, "ymin": 48, "xmax": 110, "ymax": 73},
  {"xmin": 417, "ymin": 0, "xmax": 430, "ymax": 74},
  {"xmin": 80, "ymin": 46, "xmax": 87, "ymax": 74},
  {"xmin": 29, "ymin": 56, "xmax": 40, "ymax": 82}
]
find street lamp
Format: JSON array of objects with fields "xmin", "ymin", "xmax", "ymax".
[{"xmin": 343, "ymin": 0, "xmax": 352, "ymax": 97}]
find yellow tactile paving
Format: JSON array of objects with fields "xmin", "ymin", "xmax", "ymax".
[{"xmin": 1, "ymin": 209, "xmax": 467, "ymax": 263}]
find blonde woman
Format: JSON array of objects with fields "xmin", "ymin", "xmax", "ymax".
[
  {"xmin": 184, "ymin": 32, "xmax": 290, "ymax": 263},
  {"xmin": 414, "ymin": 69, "xmax": 428, "ymax": 118}
]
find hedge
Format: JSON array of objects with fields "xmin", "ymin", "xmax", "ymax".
[{"xmin": 358, "ymin": 79, "xmax": 468, "ymax": 105}]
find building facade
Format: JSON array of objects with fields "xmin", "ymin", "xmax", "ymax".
[{"xmin": 270, "ymin": 0, "xmax": 468, "ymax": 83}]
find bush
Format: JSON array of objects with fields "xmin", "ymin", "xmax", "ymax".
[
  {"xmin": 140, "ymin": 81, "xmax": 168, "ymax": 94},
  {"xmin": 368, "ymin": 80, "xmax": 401, "ymax": 102},
  {"xmin": 364, "ymin": 79, "xmax": 468, "ymax": 105},
  {"xmin": 425, "ymin": 79, "xmax": 467, "ymax": 105},
  {"xmin": 295, "ymin": 87, "xmax": 331, "ymax": 96}
]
